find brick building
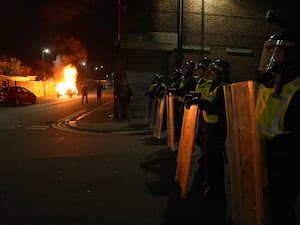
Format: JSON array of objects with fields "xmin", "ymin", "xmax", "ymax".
[{"xmin": 113, "ymin": 0, "xmax": 294, "ymax": 119}]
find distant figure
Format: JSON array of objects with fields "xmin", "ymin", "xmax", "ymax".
[
  {"xmin": 81, "ymin": 83, "xmax": 88, "ymax": 104},
  {"xmin": 115, "ymin": 79, "xmax": 134, "ymax": 121},
  {"xmin": 96, "ymin": 82, "xmax": 102, "ymax": 104}
]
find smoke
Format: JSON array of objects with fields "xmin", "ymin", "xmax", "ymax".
[
  {"xmin": 37, "ymin": 0, "xmax": 114, "ymax": 76},
  {"xmin": 51, "ymin": 36, "xmax": 88, "ymax": 80},
  {"xmin": 40, "ymin": 0, "xmax": 99, "ymax": 24}
]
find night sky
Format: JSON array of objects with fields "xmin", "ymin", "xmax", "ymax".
[
  {"xmin": 0, "ymin": 0, "xmax": 117, "ymax": 72},
  {"xmin": 2, "ymin": 0, "xmax": 298, "ymax": 73}
]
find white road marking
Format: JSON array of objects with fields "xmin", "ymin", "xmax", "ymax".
[{"xmin": 25, "ymin": 125, "xmax": 50, "ymax": 130}]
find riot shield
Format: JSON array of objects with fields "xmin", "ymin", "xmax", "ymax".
[
  {"xmin": 166, "ymin": 93, "xmax": 176, "ymax": 151},
  {"xmin": 153, "ymin": 97, "xmax": 166, "ymax": 139},
  {"xmin": 224, "ymin": 81, "xmax": 267, "ymax": 225},
  {"xmin": 145, "ymin": 97, "xmax": 151, "ymax": 125},
  {"xmin": 149, "ymin": 98, "xmax": 158, "ymax": 129},
  {"xmin": 175, "ymin": 104, "xmax": 200, "ymax": 198}
]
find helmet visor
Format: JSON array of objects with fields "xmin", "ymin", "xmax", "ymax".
[
  {"xmin": 203, "ymin": 63, "xmax": 214, "ymax": 80},
  {"xmin": 258, "ymin": 39, "xmax": 294, "ymax": 73}
]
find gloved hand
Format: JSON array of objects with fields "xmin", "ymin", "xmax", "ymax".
[
  {"xmin": 168, "ymin": 88, "xmax": 178, "ymax": 95},
  {"xmin": 185, "ymin": 96, "xmax": 199, "ymax": 109},
  {"xmin": 257, "ymin": 72, "xmax": 275, "ymax": 88}
]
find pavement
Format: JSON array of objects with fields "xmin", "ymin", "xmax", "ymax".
[
  {"xmin": 66, "ymin": 105, "xmax": 152, "ymax": 135},
  {"xmin": 45, "ymin": 89, "xmax": 153, "ymax": 135},
  {"xmin": 68, "ymin": 115, "xmax": 152, "ymax": 134}
]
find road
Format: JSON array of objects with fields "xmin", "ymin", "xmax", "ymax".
[
  {"xmin": 0, "ymin": 92, "xmax": 173, "ymax": 225},
  {"xmin": 1, "ymin": 91, "xmax": 299, "ymax": 225}
]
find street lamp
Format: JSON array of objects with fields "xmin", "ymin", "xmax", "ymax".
[
  {"xmin": 80, "ymin": 61, "xmax": 86, "ymax": 76},
  {"xmin": 81, "ymin": 61, "xmax": 86, "ymax": 70},
  {"xmin": 42, "ymin": 48, "xmax": 49, "ymax": 96},
  {"xmin": 42, "ymin": 48, "xmax": 50, "ymax": 81}
]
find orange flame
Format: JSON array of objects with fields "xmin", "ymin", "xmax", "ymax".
[{"xmin": 55, "ymin": 64, "xmax": 78, "ymax": 97}]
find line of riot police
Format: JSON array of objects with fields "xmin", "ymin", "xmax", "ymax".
[
  {"xmin": 143, "ymin": 9, "xmax": 300, "ymax": 225},
  {"xmin": 145, "ymin": 57, "xmax": 231, "ymax": 198}
]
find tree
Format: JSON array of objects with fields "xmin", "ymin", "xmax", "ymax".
[{"xmin": 1, "ymin": 57, "xmax": 21, "ymax": 75}]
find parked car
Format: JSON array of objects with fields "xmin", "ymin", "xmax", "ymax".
[{"xmin": 0, "ymin": 86, "xmax": 37, "ymax": 105}]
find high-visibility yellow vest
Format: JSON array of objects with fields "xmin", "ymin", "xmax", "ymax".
[
  {"xmin": 178, "ymin": 77, "xmax": 194, "ymax": 102},
  {"xmin": 195, "ymin": 78, "xmax": 212, "ymax": 99},
  {"xmin": 202, "ymin": 82, "xmax": 225, "ymax": 123},
  {"xmin": 148, "ymin": 83, "xmax": 156, "ymax": 92},
  {"xmin": 255, "ymin": 76, "xmax": 300, "ymax": 139}
]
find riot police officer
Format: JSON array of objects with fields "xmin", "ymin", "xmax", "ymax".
[
  {"xmin": 194, "ymin": 57, "xmax": 212, "ymax": 104},
  {"xmin": 168, "ymin": 68, "xmax": 184, "ymax": 140},
  {"xmin": 170, "ymin": 60, "xmax": 197, "ymax": 142},
  {"xmin": 168, "ymin": 68, "xmax": 184, "ymax": 89},
  {"xmin": 187, "ymin": 59, "xmax": 231, "ymax": 201},
  {"xmin": 255, "ymin": 11, "xmax": 300, "ymax": 225},
  {"xmin": 193, "ymin": 57, "xmax": 212, "ymax": 153},
  {"xmin": 145, "ymin": 73, "xmax": 167, "ymax": 126}
]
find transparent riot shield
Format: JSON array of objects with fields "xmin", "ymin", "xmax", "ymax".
[
  {"xmin": 166, "ymin": 93, "xmax": 176, "ymax": 151},
  {"xmin": 175, "ymin": 104, "xmax": 200, "ymax": 198},
  {"xmin": 224, "ymin": 81, "xmax": 267, "ymax": 225},
  {"xmin": 153, "ymin": 97, "xmax": 165, "ymax": 139}
]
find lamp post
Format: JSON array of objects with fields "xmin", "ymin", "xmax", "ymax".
[
  {"xmin": 80, "ymin": 61, "xmax": 86, "ymax": 71},
  {"xmin": 42, "ymin": 48, "xmax": 49, "ymax": 96},
  {"xmin": 201, "ymin": 0, "xmax": 205, "ymax": 59},
  {"xmin": 42, "ymin": 48, "xmax": 50, "ymax": 81}
]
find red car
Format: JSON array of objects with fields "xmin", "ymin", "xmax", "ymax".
[{"xmin": 0, "ymin": 86, "xmax": 37, "ymax": 105}]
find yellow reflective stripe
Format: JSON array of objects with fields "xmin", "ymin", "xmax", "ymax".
[
  {"xmin": 257, "ymin": 125, "xmax": 286, "ymax": 139},
  {"xmin": 256, "ymin": 76, "xmax": 300, "ymax": 138},
  {"xmin": 271, "ymin": 93, "xmax": 290, "ymax": 131}
]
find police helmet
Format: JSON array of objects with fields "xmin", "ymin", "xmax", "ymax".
[
  {"xmin": 152, "ymin": 73, "xmax": 162, "ymax": 82},
  {"xmin": 209, "ymin": 59, "xmax": 231, "ymax": 82},
  {"xmin": 258, "ymin": 31, "xmax": 298, "ymax": 77},
  {"xmin": 185, "ymin": 60, "xmax": 195, "ymax": 69},
  {"xmin": 184, "ymin": 60, "xmax": 195, "ymax": 76},
  {"xmin": 196, "ymin": 57, "xmax": 211, "ymax": 70},
  {"xmin": 172, "ymin": 68, "xmax": 184, "ymax": 78}
]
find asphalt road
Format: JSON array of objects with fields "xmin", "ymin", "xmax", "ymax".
[
  {"xmin": 1, "ymin": 91, "xmax": 221, "ymax": 225},
  {"xmin": 1, "ymin": 90, "xmax": 299, "ymax": 225}
]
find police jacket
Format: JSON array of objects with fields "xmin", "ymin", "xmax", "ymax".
[
  {"xmin": 168, "ymin": 76, "xmax": 183, "ymax": 100},
  {"xmin": 195, "ymin": 78, "xmax": 211, "ymax": 99},
  {"xmin": 145, "ymin": 82, "xmax": 157, "ymax": 99},
  {"xmin": 255, "ymin": 76, "xmax": 300, "ymax": 141},
  {"xmin": 198, "ymin": 81, "xmax": 226, "ymax": 123},
  {"xmin": 177, "ymin": 76, "xmax": 197, "ymax": 102}
]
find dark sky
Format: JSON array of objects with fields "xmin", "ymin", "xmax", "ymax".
[{"xmin": 0, "ymin": 0, "xmax": 117, "ymax": 72}]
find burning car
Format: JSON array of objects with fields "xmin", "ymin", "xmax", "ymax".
[
  {"xmin": 56, "ymin": 85, "xmax": 78, "ymax": 98},
  {"xmin": 55, "ymin": 64, "xmax": 78, "ymax": 98}
]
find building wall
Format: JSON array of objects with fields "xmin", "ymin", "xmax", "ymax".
[
  {"xmin": 115, "ymin": 0, "xmax": 294, "ymax": 119},
  {"xmin": 0, "ymin": 61, "xmax": 40, "ymax": 77}
]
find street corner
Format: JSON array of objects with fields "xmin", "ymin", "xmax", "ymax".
[{"xmin": 66, "ymin": 119, "xmax": 153, "ymax": 134}]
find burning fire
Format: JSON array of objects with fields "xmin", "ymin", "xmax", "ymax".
[{"xmin": 55, "ymin": 64, "xmax": 78, "ymax": 97}]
